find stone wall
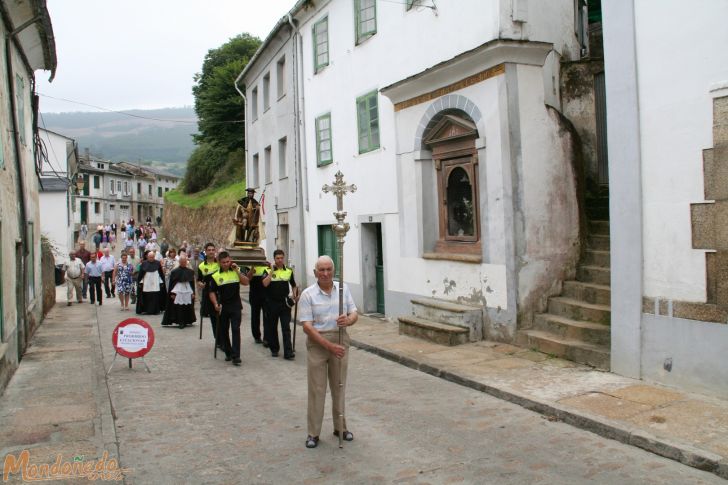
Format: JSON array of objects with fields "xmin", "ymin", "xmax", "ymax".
[
  {"xmin": 41, "ymin": 237, "xmax": 56, "ymax": 317},
  {"xmin": 161, "ymin": 201, "xmax": 238, "ymax": 251}
]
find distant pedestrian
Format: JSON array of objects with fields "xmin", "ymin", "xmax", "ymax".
[
  {"xmin": 80, "ymin": 222, "xmax": 88, "ymax": 242},
  {"xmin": 162, "ymin": 248, "xmax": 177, "ymax": 288},
  {"xmin": 137, "ymin": 235, "xmax": 147, "ymax": 253},
  {"xmin": 127, "ymin": 247, "xmax": 139, "ymax": 305},
  {"xmin": 113, "ymin": 253, "xmax": 134, "ymax": 311},
  {"xmin": 156, "ymin": 215, "xmax": 162, "ymax": 226},
  {"xmin": 92, "ymin": 231, "xmax": 102, "ymax": 251},
  {"xmin": 99, "ymin": 247, "xmax": 116, "ymax": 298},
  {"xmin": 84, "ymin": 253, "xmax": 104, "ymax": 306},
  {"xmin": 160, "ymin": 238, "xmax": 169, "ymax": 258},
  {"xmin": 77, "ymin": 241, "xmax": 91, "ymax": 298},
  {"xmin": 150, "ymin": 229, "xmax": 157, "ymax": 241},
  {"xmin": 64, "ymin": 251, "xmax": 85, "ymax": 306}
]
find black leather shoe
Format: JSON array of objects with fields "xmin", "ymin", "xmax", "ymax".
[
  {"xmin": 262, "ymin": 341, "xmax": 269, "ymax": 348},
  {"xmin": 225, "ymin": 354, "xmax": 233, "ymax": 362},
  {"xmin": 305, "ymin": 435, "xmax": 319, "ymax": 449},
  {"xmin": 232, "ymin": 358, "xmax": 241, "ymax": 366},
  {"xmin": 254, "ymin": 339, "xmax": 263, "ymax": 344},
  {"xmin": 333, "ymin": 430, "xmax": 354, "ymax": 441},
  {"xmin": 271, "ymin": 352, "xmax": 279, "ymax": 358},
  {"xmin": 284, "ymin": 355, "xmax": 294, "ymax": 361}
]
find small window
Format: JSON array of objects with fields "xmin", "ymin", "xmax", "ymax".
[
  {"xmin": 123, "ymin": 181, "xmax": 129, "ymax": 195},
  {"xmin": 264, "ymin": 146, "xmax": 272, "ymax": 184},
  {"xmin": 252, "ymin": 153, "xmax": 260, "ymax": 187},
  {"xmin": 263, "ymin": 73, "xmax": 271, "ymax": 111},
  {"xmin": 94, "ymin": 202, "xmax": 100, "ymax": 213},
  {"xmin": 117, "ymin": 181, "xmax": 122, "ymax": 193},
  {"xmin": 109, "ymin": 179, "xmax": 115, "ymax": 194},
  {"xmin": 356, "ymin": 91, "xmax": 380, "ymax": 154},
  {"xmin": 278, "ymin": 137, "xmax": 288, "ymax": 179},
  {"xmin": 148, "ymin": 184, "xmax": 152, "ymax": 196},
  {"xmin": 316, "ymin": 113, "xmax": 333, "ymax": 166},
  {"xmin": 165, "ymin": 187, "xmax": 169, "ymax": 192},
  {"xmin": 276, "ymin": 56, "xmax": 286, "ymax": 99},
  {"xmin": 137, "ymin": 182, "xmax": 142, "ymax": 194},
  {"xmin": 158, "ymin": 186, "xmax": 162, "ymax": 197},
  {"xmin": 313, "ymin": 17, "xmax": 329, "ymax": 73},
  {"xmin": 355, "ymin": 0, "xmax": 377, "ymax": 45},
  {"xmin": 93, "ymin": 175, "xmax": 100, "ymax": 189},
  {"xmin": 251, "ymin": 87, "xmax": 259, "ymax": 120}
]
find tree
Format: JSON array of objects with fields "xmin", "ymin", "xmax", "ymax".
[{"xmin": 192, "ymin": 33, "xmax": 261, "ymax": 152}]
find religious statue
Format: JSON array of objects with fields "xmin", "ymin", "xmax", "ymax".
[{"xmin": 233, "ymin": 188, "xmax": 261, "ymax": 245}]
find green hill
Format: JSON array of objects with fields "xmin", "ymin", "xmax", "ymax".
[{"xmin": 41, "ymin": 107, "xmax": 198, "ymax": 176}]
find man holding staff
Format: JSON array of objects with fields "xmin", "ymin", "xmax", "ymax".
[{"xmin": 299, "ymin": 255, "xmax": 358, "ymax": 449}]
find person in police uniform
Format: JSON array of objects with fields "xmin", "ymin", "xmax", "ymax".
[
  {"xmin": 197, "ymin": 242, "xmax": 220, "ymax": 343},
  {"xmin": 246, "ymin": 261, "xmax": 271, "ymax": 345},
  {"xmin": 208, "ymin": 251, "xmax": 250, "ymax": 366},
  {"xmin": 262, "ymin": 249, "xmax": 299, "ymax": 360}
]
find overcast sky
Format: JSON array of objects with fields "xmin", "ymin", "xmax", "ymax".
[{"xmin": 37, "ymin": 0, "xmax": 292, "ymax": 113}]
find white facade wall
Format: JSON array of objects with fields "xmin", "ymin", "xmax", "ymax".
[
  {"xmin": 244, "ymin": 25, "xmax": 302, "ymax": 270},
  {"xmin": 634, "ymin": 0, "xmax": 728, "ymax": 301},
  {"xmin": 40, "ymin": 191, "xmax": 70, "ymax": 261}
]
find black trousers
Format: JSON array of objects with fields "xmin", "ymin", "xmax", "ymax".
[
  {"xmin": 249, "ymin": 297, "xmax": 266, "ymax": 342},
  {"xmin": 103, "ymin": 270, "xmax": 115, "ymax": 297},
  {"xmin": 218, "ymin": 305, "xmax": 242, "ymax": 359},
  {"xmin": 88, "ymin": 276, "xmax": 102, "ymax": 304},
  {"xmin": 265, "ymin": 300, "xmax": 292, "ymax": 357}
]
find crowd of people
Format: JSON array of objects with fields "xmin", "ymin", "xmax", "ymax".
[{"xmin": 63, "ymin": 230, "xmax": 359, "ymax": 449}]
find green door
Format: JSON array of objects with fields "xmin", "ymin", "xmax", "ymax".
[
  {"xmin": 375, "ymin": 224, "xmax": 384, "ymax": 314},
  {"xmin": 317, "ymin": 225, "xmax": 340, "ymax": 278},
  {"xmin": 80, "ymin": 201, "xmax": 88, "ymax": 225}
]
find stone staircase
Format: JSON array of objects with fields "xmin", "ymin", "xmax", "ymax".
[
  {"xmin": 517, "ymin": 198, "xmax": 612, "ymax": 370},
  {"xmin": 398, "ymin": 298, "xmax": 483, "ymax": 346}
]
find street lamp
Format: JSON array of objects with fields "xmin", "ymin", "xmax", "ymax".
[{"xmin": 75, "ymin": 173, "xmax": 85, "ymax": 193}]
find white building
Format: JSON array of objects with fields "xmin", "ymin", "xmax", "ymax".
[
  {"xmin": 38, "ymin": 128, "xmax": 78, "ymax": 263},
  {"xmin": 603, "ymin": 0, "xmax": 728, "ymax": 397},
  {"xmin": 237, "ymin": 17, "xmax": 303, "ymax": 270},
  {"xmin": 243, "ymin": 0, "xmax": 591, "ymax": 339}
]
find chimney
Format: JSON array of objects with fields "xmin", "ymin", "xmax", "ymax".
[{"xmin": 84, "ymin": 147, "xmax": 90, "ymax": 161}]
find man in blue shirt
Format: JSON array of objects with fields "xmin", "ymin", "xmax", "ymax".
[{"xmin": 84, "ymin": 252, "xmax": 105, "ymax": 305}]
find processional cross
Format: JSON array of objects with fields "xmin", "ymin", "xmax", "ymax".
[{"xmin": 321, "ymin": 170, "xmax": 356, "ymax": 448}]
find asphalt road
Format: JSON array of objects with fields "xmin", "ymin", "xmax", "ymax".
[{"xmin": 95, "ymin": 297, "xmax": 724, "ymax": 485}]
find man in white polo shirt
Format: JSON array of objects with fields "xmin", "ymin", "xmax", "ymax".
[{"xmin": 299, "ymin": 255, "xmax": 358, "ymax": 449}]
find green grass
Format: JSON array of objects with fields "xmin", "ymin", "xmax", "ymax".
[{"xmin": 164, "ymin": 180, "xmax": 246, "ymax": 209}]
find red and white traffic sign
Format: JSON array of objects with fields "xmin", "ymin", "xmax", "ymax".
[{"xmin": 112, "ymin": 318, "xmax": 155, "ymax": 359}]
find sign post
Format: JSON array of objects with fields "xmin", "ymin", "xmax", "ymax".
[{"xmin": 108, "ymin": 318, "xmax": 155, "ymax": 375}]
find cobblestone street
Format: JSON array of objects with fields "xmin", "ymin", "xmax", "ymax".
[{"xmin": 89, "ymin": 295, "xmax": 726, "ymax": 483}]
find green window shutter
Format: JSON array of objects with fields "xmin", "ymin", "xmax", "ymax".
[
  {"xmin": 356, "ymin": 90, "xmax": 380, "ymax": 153},
  {"xmin": 15, "ymin": 75, "xmax": 25, "ymax": 145},
  {"xmin": 316, "ymin": 113, "xmax": 333, "ymax": 166},
  {"xmin": 355, "ymin": 0, "xmax": 377, "ymax": 45},
  {"xmin": 0, "ymin": 127, "xmax": 4, "ymax": 169},
  {"xmin": 313, "ymin": 17, "xmax": 329, "ymax": 73},
  {"xmin": 83, "ymin": 174, "xmax": 89, "ymax": 196},
  {"xmin": 27, "ymin": 222, "xmax": 35, "ymax": 301}
]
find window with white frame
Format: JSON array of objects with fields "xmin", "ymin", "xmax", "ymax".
[
  {"xmin": 278, "ymin": 137, "xmax": 287, "ymax": 179},
  {"xmin": 316, "ymin": 113, "xmax": 333, "ymax": 166},
  {"xmin": 356, "ymin": 90, "xmax": 380, "ymax": 153},
  {"xmin": 251, "ymin": 87, "xmax": 259, "ymax": 120},
  {"xmin": 264, "ymin": 146, "xmax": 272, "ymax": 184},
  {"xmin": 276, "ymin": 56, "xmax": 286, "ymax": 98},
  {"xmin": 355, "ymin": 0, "xmax": 377, "ymax": 44},
  {"xmin": 252, "ymin": 153, "xmax": 259, "ymax": 187},
  {"xmin": 263, "ymin": 73, "xmax": 271, "ymax": 111},
  {"xmin": 313, "ymin": 16, "xmax": 329, "ymax": 73}
]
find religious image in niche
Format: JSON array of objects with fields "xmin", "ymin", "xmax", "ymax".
[{"xmin": 447, "ymin": 167, "xmax": 474, "ymax": 237}]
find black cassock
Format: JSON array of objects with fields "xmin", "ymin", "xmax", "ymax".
[
  {"xmin": 162, "ymin": 266, "xmax": 197, "ymax": 328},
  {"xmin": 136, "ymin": 260, "xmax": 167, "ymax": 315}
]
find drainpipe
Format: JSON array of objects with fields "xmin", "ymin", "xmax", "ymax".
[
  {"xmin": 5, "ymin": 26, "xmax": 30, "ymax": 354},
  {"xmin": 233, "ymin": 71, "xmax": 248, "ymax": 183},
  {"xmin": 288, "ymin": 13, "xmax": 309, "ymax": 284}
]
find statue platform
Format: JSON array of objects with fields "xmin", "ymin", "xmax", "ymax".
[{"xmin": 226, "ymin": 245, "xmax": 267, "ymax": 268}]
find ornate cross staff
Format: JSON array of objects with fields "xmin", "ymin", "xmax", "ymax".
[{"xmin": 322, "ymin": 170, "xmax": 356, "ymax": 448}]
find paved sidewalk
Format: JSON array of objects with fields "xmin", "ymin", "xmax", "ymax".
[
  {"xmin": 350, "ymin": 316, "xmax": 728, "ymax": 480},
  {"xmin": 0, "ymin": 287, "xmax": 121, "ymax": 483}
]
